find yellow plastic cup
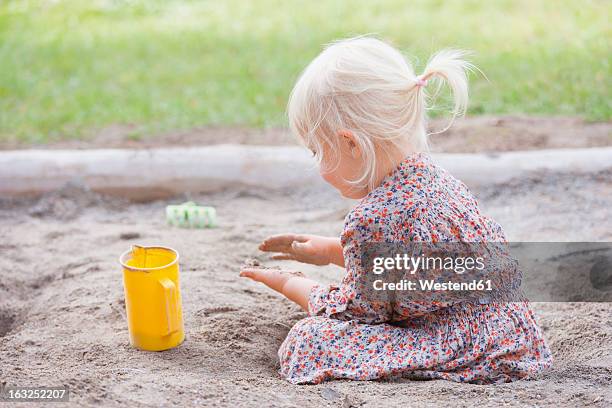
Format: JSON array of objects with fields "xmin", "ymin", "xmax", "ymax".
[{"xmin": 119, "ymin": 245, "xmax": 185, "ymax": 351}]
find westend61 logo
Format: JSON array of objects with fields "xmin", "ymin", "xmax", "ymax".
[{"xmin": 358, "ymin": 242, "xmax": 612, "ymax": 303}]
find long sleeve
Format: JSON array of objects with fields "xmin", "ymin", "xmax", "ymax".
[
  {"xmin": 307, "ymin": 209, "xmax": 394, "ymax": 323},
  {"xmin": 308, "ymin": 206, "xmax": 468, "ymax": 322}
]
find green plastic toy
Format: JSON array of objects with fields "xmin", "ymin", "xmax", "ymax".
[{"xmin": 166, "ymin": 202, "xmax": 217, "ymax": 228}]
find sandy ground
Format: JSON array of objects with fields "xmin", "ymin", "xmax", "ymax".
[
  {"xmin": 1, "ymin": 162, "xmax": 611, "ymax": 407},
  {"xmin": 2, "ymin": 115, "xmax": 610, "ymax": 153}
]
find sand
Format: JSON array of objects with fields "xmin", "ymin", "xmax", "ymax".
[{"xmin": 1, "ymin": 160, "xmax": 611, "ymax": 407}]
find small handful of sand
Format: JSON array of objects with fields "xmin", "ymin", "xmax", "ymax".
[
  {"xmin": 243, "ymin": 258, "xmax": 267, "ymax": 268},
  {"xmin": 241, "ymin": 258, "xmax": 305, "ymax": 277}
]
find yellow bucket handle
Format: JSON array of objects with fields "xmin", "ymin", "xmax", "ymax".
[{"xmin": 159, "ymin": 278, "xmax": 179, "ymax": 335}]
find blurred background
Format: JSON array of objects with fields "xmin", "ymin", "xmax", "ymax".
[{"xmin": 0, "ymin": 0, "xmax": 610, "ymax": 145}]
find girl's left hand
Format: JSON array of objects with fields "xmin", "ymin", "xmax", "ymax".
[
  {"xmin": 240, "ymin": 267, "xmax": 317, "ymax": 312},
  {"xmin": 239, "ymin": 267, "xmax": 304, "ymax": 294}
]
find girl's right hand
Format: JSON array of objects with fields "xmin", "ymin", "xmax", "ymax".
[{"xmin": 259, "ymin": 234, "xmax": 336, "ymax": 266}]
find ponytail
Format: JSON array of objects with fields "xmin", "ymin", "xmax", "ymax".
[{"xmin": 416, "ymin": 49, "xmax": 481, "ymax": 135}]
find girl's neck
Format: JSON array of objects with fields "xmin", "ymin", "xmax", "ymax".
[{"xmin": 371, "ymin": 145, "xmax": 418, "ymax": 189}]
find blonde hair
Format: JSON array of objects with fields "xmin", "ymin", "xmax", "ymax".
[{"xmin": 287, "ymin": 36, "xmax": 480, "ymax": 190}]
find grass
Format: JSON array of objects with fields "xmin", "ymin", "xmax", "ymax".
[{"xmin": 0, "ymin": 0, "xmax": 610, "ymax": 143}]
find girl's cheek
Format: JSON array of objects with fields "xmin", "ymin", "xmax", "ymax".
[
  {"xmin": 320, "ymin": 167, "xmax": 342, "ymax": 188},
  {"xmin": 320, "ymin": 168, "xmax": 334, "ymax": 183}
]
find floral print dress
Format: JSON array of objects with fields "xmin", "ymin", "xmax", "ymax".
[{"xmin": 278, "ymin": 152, "xmax": 552, "ymax": 384}]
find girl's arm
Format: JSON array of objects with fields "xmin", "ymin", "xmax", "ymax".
[
  {"xmin": 259, "ymin": 234, "xmax": 345, "ymax": 267},
  {"xmin": 240, "ymin": 268, "xmax": 319, "ymax": 312},
  {"xmin": 282, "ymin": 276, "xmax": 319, "ymax": 311},
  {"xmin": 325, "ymin": 237, "xmax": 344, "ymax": 267}
]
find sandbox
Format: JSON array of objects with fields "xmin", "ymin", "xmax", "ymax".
[{"xmin": 1, "ymin": 153, "xmax": 610, "ymax": 406}]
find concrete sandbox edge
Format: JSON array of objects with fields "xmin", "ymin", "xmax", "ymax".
[{"xmin": 1, "ymin": 145, "xmax": 610, "ymax": 201}]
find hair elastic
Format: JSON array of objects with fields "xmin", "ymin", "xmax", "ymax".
[{"xmin": 415, "ymin": 75, "xmax": 429, "ymax": 88}]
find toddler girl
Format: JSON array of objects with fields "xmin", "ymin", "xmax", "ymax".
[{"xmin": 240, "ymin": 37, "xmax": 552, "ymax": 384}]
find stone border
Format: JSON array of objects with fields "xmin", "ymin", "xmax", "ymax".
[{"xmin": 1, "ymin": 145, "xmax": 610, "ymax": 201}]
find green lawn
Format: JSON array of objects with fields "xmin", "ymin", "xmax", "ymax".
[{"xmin": 0, "ymin": 0, "xmax": 610, "ymax": 143}]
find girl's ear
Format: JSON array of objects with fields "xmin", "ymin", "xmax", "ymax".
[{"xmin": 338, "ymin": 130, "xmax": 361, "ymax": 159}]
